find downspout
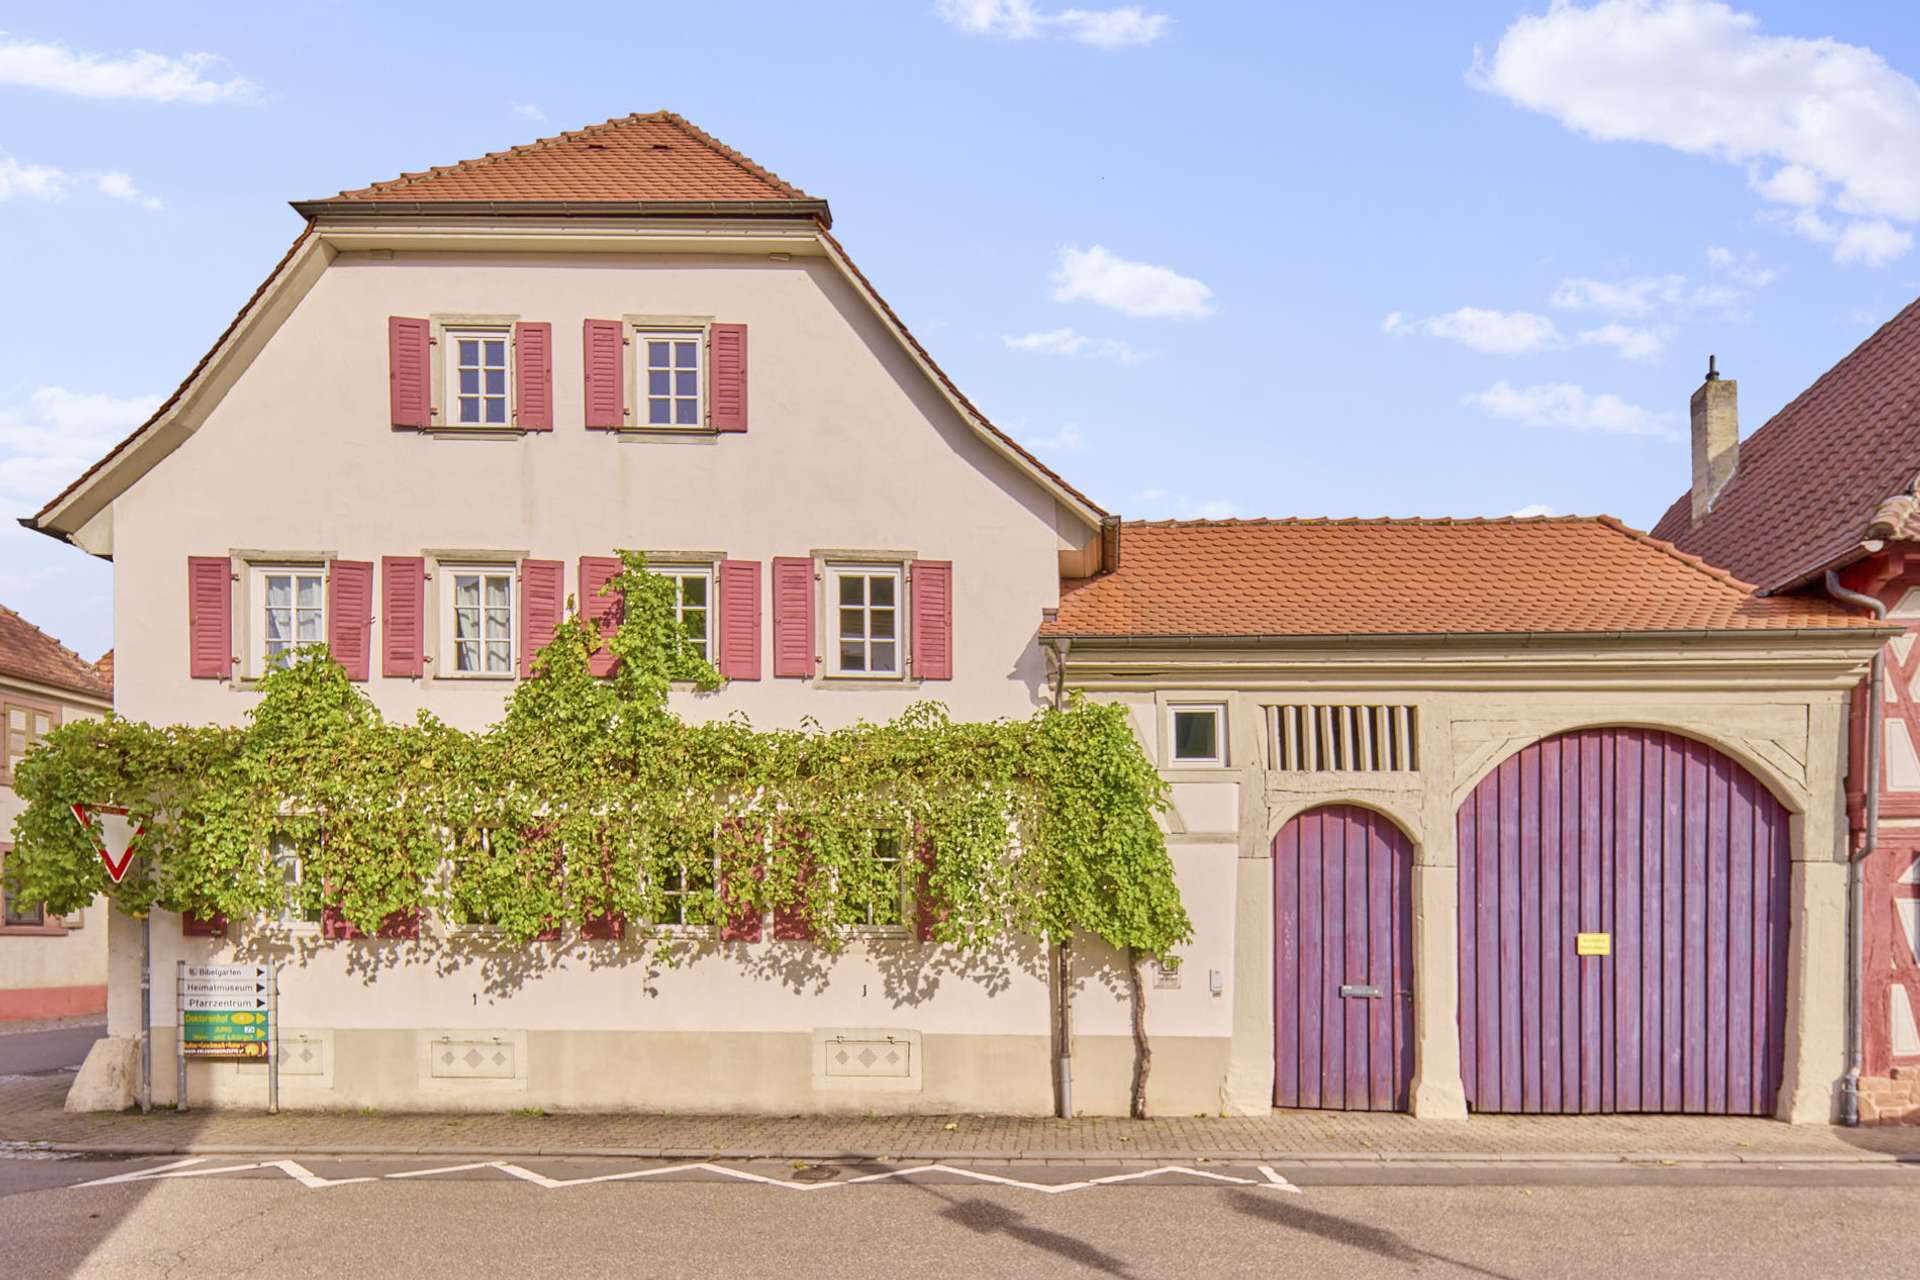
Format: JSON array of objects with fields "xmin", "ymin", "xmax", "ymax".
[
  {"xmin": 1824, "ymin": 570, "xmax": 1884, "ymax": 1127},
  {"xmin": 1043, "ymin": 637, "xmax": 1073, "ymax": 1119}
]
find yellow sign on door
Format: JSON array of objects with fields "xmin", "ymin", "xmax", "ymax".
[{"xmin": 1576, "ymin": 932, "xmax": 1611, "ymax": 957}]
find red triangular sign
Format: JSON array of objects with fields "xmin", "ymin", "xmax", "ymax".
[{"xmin": 72, "ymin": 803, "xmax": 145, "ymax": 884}]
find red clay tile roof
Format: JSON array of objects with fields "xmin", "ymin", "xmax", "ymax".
[
  {"xmin": 93, "ymin": 650, "xmax": 113, "ymax": 686},
  {"xmin": 1042, "ymin": 516, "xmax": 1880, "ymax": 640},
  {"xmin": 0, "ymin": 604, "xmax": 112, "ymax": 701},
  {"xmin": 301, "ymin": 112, "xmax": 827, "ymax": 220},
  {"xmin": 1651, "ymin": 298, "xmax": 1920, "ymax": 591}
]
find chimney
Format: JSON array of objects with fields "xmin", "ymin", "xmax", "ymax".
[{"xmin": 1690, "ymin": 355, "xmax": 1738, "ymax": 524}]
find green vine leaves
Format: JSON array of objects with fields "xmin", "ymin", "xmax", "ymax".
[{"xmin": 5, "ymin": 551, "xmax": 1192, "ymax": 962}]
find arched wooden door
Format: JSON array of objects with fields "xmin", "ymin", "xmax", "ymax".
[
  {"xmin": 1273, "ymin": 805, "xmax": 1414, "ymax": 1111},
  {"xmin": 1457, "ymin": 728, "xmax": 1791, "ymax": 1115}
]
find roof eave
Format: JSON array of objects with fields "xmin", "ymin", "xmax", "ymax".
[
  {"xmin": 1041, "ymin": 625, "xmax": 1900, "ymax": 646},
  {"xmin": 291, "ymin": 197, "xmax": 833, "ymax": 228}
]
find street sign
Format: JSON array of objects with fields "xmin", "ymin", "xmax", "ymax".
[
  {"xmin": 179, "ymin": 963, "xmax": 275, "ymax": 1062},
  {"xmin": 71, "ymin": 803, "xmax": 145, "ymax": 883}
]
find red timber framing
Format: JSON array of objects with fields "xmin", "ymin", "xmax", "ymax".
[{"xmin": 1838, "ymin": 551, "xmax": 1920, "ymax": 1075}]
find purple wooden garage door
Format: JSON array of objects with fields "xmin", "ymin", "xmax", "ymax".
[
  {"xmin": 1273, "ymin": 805, "xmax": 1414, "ymax": 1111},
  {"xmin": 1457, "ymin": 728, "xmax": 1790, "ymax": 1115}
]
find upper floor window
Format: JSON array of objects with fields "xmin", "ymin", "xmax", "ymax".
[
  {"xmin": 659, "ymin": 565, "xmax": 714, "ymax": 662},
  {"xmin": 255, "ymin": 566, "xmax": 324, "ymax": 673},
  {"xmin": 832, "ymin": 564, "xmax": 902, "ymax": 678},
  {"xmin": 444, "ymin": 566, "xmax": 515, "ymax": 677},
  {"xmin": 639, "ymin": 331, "xmax": 702, "ymax": 427},
  {"xmin": 2, "ymin": 699, "xmax": 57, "ymax": 784},
  {"xmin": 447, "ymin": 327, "xmax": 511, "ymax": 427}
]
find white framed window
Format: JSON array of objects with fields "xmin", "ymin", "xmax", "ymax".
[
  {"xmin": 838, "ymin": 832, "xmax": 907, "ymax": 930},
  {"xmin": 658, "ymin": 565, "xmax": 714, "ymax": 662},
  {"xmin": 269, "ymin": 835, "xmax": 323, "ymax": 927},
  {"xmin": 1168, "ymin": 703, "xmax": 1227, "ymax": 767},
  {"xmin": 653, "ymin": 834, "xmax": 719, "ymax": 929},
  {"xmin": 446, "ymin": 327, "xmax": 512, "ymax": 427},
  {"xmin": 2, "ymin": 698, "xmax": 57, "ymax": 786},
  {"xmin": 441, "ymin": 566, "xmax": 516, "ymax": 678},
  {"xmin": 253, "ymin": 565, "xmax": 325, "ymax": 674},
  {"xmin": 830, "ymin": 564, "xmax": 903, "ymax": 678},
  {"xmin": 638, "ymin": 330, "xmax": 703, "ymax": 428}
]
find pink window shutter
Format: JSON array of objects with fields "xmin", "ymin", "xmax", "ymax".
[
  {"xmin": 187, "ymin": 556, "xmax": 233, "ymax": 680},
  {"xmin": 388, "ymin": 316, "xmax": 431, "ymax": 429},
  {"xmin": 717, "ymin": 559, "xmax": 762, "ymax": 681},
  {"xmin": 381, "ymin": 556, "xmax": 426, "ymax": 679},
  {"xmin": 582, "ymin": 319, "xmax": 626, "ymax": 428},
  {"xmin": 518, "ymin": 559, "xmax": 565, "ymax": 679},
  {"xmin": 718, "ymin": 822, "xmax": 764, "ymax": 942},
  {"xmin": 770, "ymin": 556, "xmax": 815, "ymax": 678},
  {"xmin": 578, "ymin": 555, "xmax": 624, "ymax": 677},
  {"xmin": 909, "ymin": 560, "xmax": 953, "ymax": 681},
  {"xmin": 326, "ymin": 560, "xmax": 374, "ymax": 681},
  {"xmin": 711, "ymin": 323, "xmax": 748, "ymax": 432},
  {"xmin": 514, "ymin": 322, "xmax": 554, "ymax": 430}
]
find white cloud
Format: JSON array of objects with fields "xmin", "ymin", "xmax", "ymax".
[
  {"xmin": 1835, "ymin": 220, "xmax": 1914, "ymax": 268},
  {"xmin": 1386, "ymin": 306, "xmax": 1564, "ymax": 355},
  {"xmin": 0, "ymin": 32, "xmax": 256, "ymax": 103},
  {"xmin": 0, "ymin": 153, "xmax": 63, "ymax": 201},
  {"xmin": 1127, "ymin": 487, "xmax": 1240, "ymax": 520},
  {"xmin": 511, "ymin": 102, "xmax": 546, "ymax": 122},
  {"xmin": 1030, "ymin": 423, "xmax": 1088, "ymax": 453},
  {"xmin": 1706, "ymin": 245, "xmax": 1777, "ymax": 287},
  {"xmin": 1510, "ymin": 503, "xmax": 1557, "ymax": 517},
  {"xmin": 1578, "ymin": 322, "xmax": 1666, "ymax": 360},
  {"xmin": 1549, "ymin": 274, "xmax": 1687, "ymax": 316},
  {"xmin": 1049, "ymin": 245, "xmax": 1214, "ymax": 320},
  {"xmin": 1464, "ymin": 379, "xmax": 1680, "ymax": 438},
  {"xmin": 935, "ymin": 1, "xmax": 1169, "ymax": 47},
  {"xmin": 0, "ymin": 386, "xmax": 163, "ymax": 512},
  {"xmin": 0, "ymin": 152, "xmax": 161, "ymax": 209},
  {"xmin": 1473, "ymin": 1, "xmax": 1920, "ymax": 267},
  {"xmin": 1003, "ymin": 327, "xmax": 1144, "ymax": 360}
]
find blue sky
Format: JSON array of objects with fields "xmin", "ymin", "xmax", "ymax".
[{"xmin": 4, "ymin": 0, "xmax": 1919, "ymax": 659}]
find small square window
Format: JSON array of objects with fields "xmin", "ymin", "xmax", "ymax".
[
  {"xmin": 639, "ymin": 330, "xmax": 703, "ymax": 428},
  {"xmin": 445, "ymin": 327, "xmax": 512, "ymax": 427},
  {"xmin": 1169, "ymin": 705, "xmax": 1226, "ymax": 766}
]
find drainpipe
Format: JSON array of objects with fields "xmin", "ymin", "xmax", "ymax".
[
  {"xmin": 1824, "ymin": 570, "xmax": 1884, "ymax": 1127},
  {"xmin": 1043, "ymin": 637, "xmax": 1073, "ymax": 1119}
]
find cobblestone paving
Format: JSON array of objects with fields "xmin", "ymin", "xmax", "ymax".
[{"xmin": 6, "ymin": 1074, "xmax": 1919, "ymax": 1160}]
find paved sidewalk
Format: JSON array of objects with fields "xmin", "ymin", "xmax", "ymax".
[{"xmin": 5, "ymin": 1075, "xmax": 1919, "ymax": 1163}]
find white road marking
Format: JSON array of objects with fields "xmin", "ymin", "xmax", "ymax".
[
  {"xmin": 1257, "ymin": 1164, "xmax": 1304, "ymax": 1194},
  {"xmin": 74, "ymin": 1156, "xmax": 1305, "ymax": 1196}
]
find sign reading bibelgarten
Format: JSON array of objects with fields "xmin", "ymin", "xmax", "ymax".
[{"xmin": 180, "ymin": 964, "xmax": 273, "ymax": 1060}]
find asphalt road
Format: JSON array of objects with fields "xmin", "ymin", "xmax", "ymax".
[
  {"xmin": 0, "ymin": 1023, "xmax": 104, "ymax": 1078},
  {"xmin": 0, "ymin": 1154, "xmax": 1913, "ymax": 1279}
]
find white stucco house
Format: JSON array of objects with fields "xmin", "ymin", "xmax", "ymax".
[{"xmin": 22, "ymin": 114, "xmax": 1893, "ymax": 1120}]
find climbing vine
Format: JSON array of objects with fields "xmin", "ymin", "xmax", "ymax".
[{"xmin": 5, "ymin": 552, "xmax": 1191, "ymax": 974}]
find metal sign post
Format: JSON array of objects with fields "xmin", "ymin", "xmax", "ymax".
[
  {"xmin": 268, "ymin": 967, "xmax": 280, "ymax": 1115},
  {"xmin": 174, "ymin": 961, "xmax": 188, "ymax": 1113},
  {"xmin": 179, "ymin": 961, "xmax": 274, "ymax": 1116},
  {"xmin": 138, "ymin": 915, "xmax": 151, "ymax": 1114}
]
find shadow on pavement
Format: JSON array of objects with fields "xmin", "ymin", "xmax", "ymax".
[{"xmin": 1225, "ymin": 1188, "xmax": 1520, "ymax": 1280}]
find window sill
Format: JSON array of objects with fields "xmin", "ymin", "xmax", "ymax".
[
  {"xmin": 607, "ymin": 426, "xmax": 720, "ymax": 441},
  {"xmin": 841, "ymin": 925, "xmax": 911, "ymax": 941},
  {"xmin": 431, "ymin": 673, "xmax": 519, "ymax": 684},
  {"xmin": 0, "ymin": 923, "xmax": 69, "ymax": 937},
  {"xmin": 814, "ymin": 675, "xmax": 918, "ymax": 689},
  {"xmin": 419, "ymin": 426, "xmax": 536, "ymax": 441}
]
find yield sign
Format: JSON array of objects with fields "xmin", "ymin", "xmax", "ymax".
[{"xmin": 72, "ymin": 803, "xmax": 145, "ymax": 884}]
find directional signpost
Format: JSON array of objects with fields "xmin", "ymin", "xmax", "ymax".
[{"xmin": 177, "ymin": 963, "xmax": 279, "ymax": 1113}]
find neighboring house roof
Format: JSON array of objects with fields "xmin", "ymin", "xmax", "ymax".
[
  {"xmin": 0, "ymin": 604, "xmax": 113, "ymax": 702},
  {"xmin": 94, "ymin": 650, "xmax": 114, "ymax": 686},
  {"xmin": 1042, "ymin": 517, "xmax": 1880, "ymax": 640},
  {"xmin": 1651, "ymin": 297, "xmax": 1920, "ymax": 591},
  {"xmin": 293, "ymin": 111, "xmax": 830, "ymax": 224}
]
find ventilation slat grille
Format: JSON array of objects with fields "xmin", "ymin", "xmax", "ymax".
[{"xmin": 1273, "ymin": 705, "xmax": 1418, "ymax": 772}]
